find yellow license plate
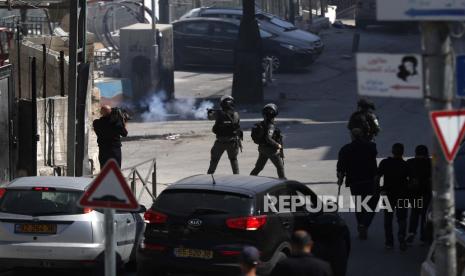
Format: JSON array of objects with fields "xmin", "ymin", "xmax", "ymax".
[
  {"xmin": 173, "ymin": 248, "xmax": 213, "ymax": 259},
  {"xmin": 15, "ymin": 223, "xmax": 57, "ymax": 234}
]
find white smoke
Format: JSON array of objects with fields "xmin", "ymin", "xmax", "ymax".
[{"xmin": 141, "ymin": 91, "xmax": 214, "ymax": 122}]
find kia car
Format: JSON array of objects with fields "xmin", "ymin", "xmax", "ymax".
[
  {"xmin": 173, "ymin": 17, "xmax": 318, "ymax": 72},
  {"xmin": 0, "ymin": 176, "xmax": 145, "ymax": 274},
  {"xmin": 137, "ymin": 175, "xmax": 350, "ymax": 276}
]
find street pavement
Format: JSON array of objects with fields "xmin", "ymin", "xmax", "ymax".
[{"xmin": 1, "ymin": 26, "xmax": 430, "ymax": 276}]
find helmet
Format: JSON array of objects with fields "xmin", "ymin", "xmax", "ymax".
[
  {"xmin": 357, "ymin": 98, "xmax": 375, "ymax": 110},
  {"xmin": 220, "ymin": 95, "xmax": 235, "ymax": 110},
  {"xmin": 262, "ymin": 103, "xmax": 278, "ymax": 118}
]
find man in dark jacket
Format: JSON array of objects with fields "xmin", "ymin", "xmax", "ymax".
[
  {"xmin": 376, "ymin": 143, "xmax": 409, "ymax": 250},
  {"xmin": 238, "ymin": 246, "xmax": 260, "ymax": 276},
  {"xmin": 406, "ymin": 145, "xmax": 432, "ymax": 244},
  {"xmin": 337, "ymin": 129, "xmax": 378, "ymax": 240},
  {"xmin": 250, "ymin": 103, "xmax": 285, "ymax": 179},
  {"xmin": 348, "ymin": 98, "xmax": 380, "ymax": 141},
  {"xmin": 93, "ymin": 105, "xmax": 128, "ymax": 168},
  {"xmin": 207, "ymin": 95, "xmax": 242, "ymax": 175},
  {"xmin": 270, "ymin": 230, "xmax": 333, "ymax": 276}
]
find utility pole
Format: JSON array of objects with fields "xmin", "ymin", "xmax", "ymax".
[
  {"xmin": 289, "ymin": 0, "xmax": 295, "ymax": 24},
  {"xmin": 421, "ymin": 22, "xmax": 456, "ymax": 276},
  {"xmin": 66, "ymin": 0, "xmax": 78, "ymax": 176}
]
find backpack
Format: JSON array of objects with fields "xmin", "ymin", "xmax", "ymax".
[{"xmin": 251, "ymin": 122, "xmax": 266, "ymax": 144}]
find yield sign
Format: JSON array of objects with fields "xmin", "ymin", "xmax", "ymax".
[
  {"xmin": 79, "ymin": 159, "xmax": 138, "ymax": 210},
  {"xmin": 430, "ymin": 110, "xmax": 465, "ymax": 163}
]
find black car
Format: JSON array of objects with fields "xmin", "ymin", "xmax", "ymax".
[
  {"xmin": 173, "ymin": 17, "xmax": 317, "ymax": 72},
  {"xmin": 180, "ymin": 7, "xmax": 324, "ymax": 56},
  {"xmin": 137, "ymin": 175, "xmax": 350, "ymax": 276}
]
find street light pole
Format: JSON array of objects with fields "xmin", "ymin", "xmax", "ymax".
[{"xmin": 421, "ymin": 21, "xmax": 456, "ymax": 276}]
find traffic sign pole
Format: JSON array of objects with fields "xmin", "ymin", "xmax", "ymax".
[
  {"xmin": 104, "ymin": 209, "xmax": 116, "ymax": 276},
  {"xmin": 421, "ymin": 22, "xmax": 456, "ymax": 276}
]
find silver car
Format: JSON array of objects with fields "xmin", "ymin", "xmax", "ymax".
[{"xmin": 0, "ymin": 176, "xmax": 145, "ymax": 273}]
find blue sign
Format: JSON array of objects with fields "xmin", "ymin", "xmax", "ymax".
[
  {"xmin": 406, "ymin": 9, "xmax": 465, "ymax": 17},
  {"xmin": 457, "ymin": 55, "xmax": 465, "ymax": 98}
]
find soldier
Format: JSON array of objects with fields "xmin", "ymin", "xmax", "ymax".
[
  {"xmin": 348, "ymin": 98, "xmax": 380, "ymax": 141},
  {"xmin": 337, "ymin": 129, "xmax": 378, "ymax": 240},
  {"xmin": 93, "ymin": 105, "xmax": 128, "ymax": 168},
  {"xmin": 250, "ymin": 103, "xmax": 286, "ymax": 179},
  {"xmin": 207, "ymin": 95, "xmax": 243, "ymax": 175},
  {"xmin": 376, "ymin": 143, "xmax": 409, "ymax": 251}
]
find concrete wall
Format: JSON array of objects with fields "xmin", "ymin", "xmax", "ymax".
[
  {"xmin": 120, "ymin": 23, "xmax": 174, "ymax": 103},
  {"xmin": 10, "ymin": 35, "xmax": 94, "ymax": 100},
  {"xmin": 35, "ymin": 94, "xmax": 99, "ymax": 176}
]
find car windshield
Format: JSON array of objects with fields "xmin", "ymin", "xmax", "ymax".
[
  {"xmin": 154, "ymin": 190, "xmax": 253, "ymax": 215},
  {"xmin": 0, "ymin": 189, "xmax": 84, "ymax": 216},
  {"xmin": 268, "ymin": 16, "xmax": 297, "ymax": 30}
]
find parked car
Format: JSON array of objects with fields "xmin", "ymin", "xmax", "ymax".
[
  {"xmin": 0, "ymin": 176, "xmax": 145, "ymax": 274},
  {"xmin": 180, "ymin": 7, "xmax": 324, "ymax": 57},
  {"xmin": 137, "ymin": 175, "xmax": 350, "ymax": 276},
  {"xmin": 173, "ymin": 17, "xmax": 319, "ymax": 72},
  {"xmin": 421, "ymin": 221, "xmax": 465, "ymax": 276}
]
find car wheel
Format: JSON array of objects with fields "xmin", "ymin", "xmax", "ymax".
[{"xmin": 263, "ymin": 54, "xmax": 282, "ymax": 73}]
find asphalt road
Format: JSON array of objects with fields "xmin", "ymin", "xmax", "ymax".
[{"xmin": 0, "ymin": 25, "xmax": 430, "ymax": 276}]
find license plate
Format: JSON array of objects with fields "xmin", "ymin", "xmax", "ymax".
[
  {"xmin": 15, "ymin": 223, "xmax": 57, "ymax": 234},
  {"xmin": 173, "ymin": 248, "xmax": 213, "ymax": 260}
]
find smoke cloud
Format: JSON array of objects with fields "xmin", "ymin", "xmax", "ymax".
[{"xmin": 141, "ymin": 91, "xmax": 214, "ymax": 121}]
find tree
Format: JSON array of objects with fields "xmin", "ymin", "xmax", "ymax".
[{"xmin": 232, "ymin": 0, "xmax": 263, "ymax": 104}]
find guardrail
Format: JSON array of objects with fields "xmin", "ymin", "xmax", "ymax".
[
  {"xmin": 86, "ymin": 157, "xmax": 158, "ymax": 203},
  {"xmin": 121, "ymin": 158, "xmax": 157, "ymax": 202}
]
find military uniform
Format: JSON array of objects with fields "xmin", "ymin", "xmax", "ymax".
[
  {"xmin": 250, "ymin": 119, "xmax": 285, "ymax": 179},
  {"xmin": 207, "ymin": 109, "xmax": 242, "ymax": 174}
]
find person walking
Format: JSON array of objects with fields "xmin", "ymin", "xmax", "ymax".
[
  {"xmin": 270, "ymin": 230, "xmax": 333, "ymax": 276},
  {"xmin": 406, "ymin": 145, "xmax": 432, "ymax": 244},
  {"xmin": 376, "ymin": 143, "xmax": 409, "ymax": 251},
  {"xmin": 250, "ymin": 103, "xmax": 285, "ymax": 179},
  {"xmin": 93, "ymin": 105, "xmax": 128, "ymax": 168},
  {"xmin": 238, "ymin": 246, "xmax": 260, "ymax": 276},
  {"xmin": 337, "ymin": 129, "xmax": 379, "ymax": 240},
  {"xmin": 348, "ymin": 98, "xmax": 380, "ymax": 141},
  {"xmin": 207, "ymin": 95, "xmax": 243, "ymax": 175}
]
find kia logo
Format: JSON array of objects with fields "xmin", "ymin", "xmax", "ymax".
[{"xmin": 188, "ymin": 218, "xmax": 202, "ymax": 227}]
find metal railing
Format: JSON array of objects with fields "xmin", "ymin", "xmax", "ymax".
[
  {"xmin": 121, "ymin": 158, "xmax": 158, "ymax": 202},
  {"xmin": 86, "ymin": 157, "xmax": 158, "ymax": 203}
]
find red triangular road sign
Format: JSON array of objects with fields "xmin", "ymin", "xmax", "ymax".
[
  {"xmin": 430, "ymin": 110, "xmax": 465, "ymax": 163},
  {"xmin": 79, "ymin": 159, "xmax": 139, "ymax": 210}
]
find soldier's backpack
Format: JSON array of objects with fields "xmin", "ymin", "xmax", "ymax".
[{"xmin": 251, "ymin": 122, "xmax": 266, "ymax": 144}]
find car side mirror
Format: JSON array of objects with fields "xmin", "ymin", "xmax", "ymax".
[{"xmin": 136, "ymin": 205, "xmax": 147, "ymax": 213}]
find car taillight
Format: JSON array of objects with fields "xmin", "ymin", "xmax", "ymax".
[
  {"xmin": 226, "ymin": 215, "xmax": 267, "ymax": 231},
  {"xmin": 83, "ymin": 208, "xmax": 93, "ymax": 214},
  {"xmin": 144, "ymin": 209, "xmax": 167, "ymax": 224},
  {"xmin": 0, "ymin": 188, "xmax": 5, "ymax": 198},
  {"xmin": 32, "ymin": 187, "xmax": 55, "ymax": 191}
]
